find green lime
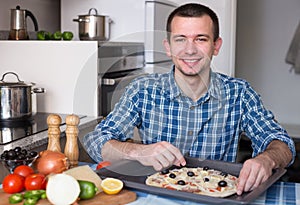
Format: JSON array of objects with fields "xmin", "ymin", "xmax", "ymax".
[
  {"xmin": 51, "ymin": 31, "xmax": 62, "ymax": 40},
  {"xmin": 37, "ymin": 30, "xmax": 51, "ymax": 40},
  {"xmin": 78, "ymin": 180, "xmax": 98, "ymax": 200},
  {"xmin": 62, "ymin": 31, "xmax": 74, "ymax": 41}
]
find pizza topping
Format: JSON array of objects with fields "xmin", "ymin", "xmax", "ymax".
[
  {"xmin": 204, "ymin": 177, "xmax": 210, "ymax": 182},
  {"xmin": 169, "ymin": 173, "xmax": 176, "ymax": 179},
  {"xmin": 187, "ymin": 171, "xmax": 195, "ymax": 177},
  {"xmin": 220, "ymin": 172, "xmax": 228, "ymax": 177},
  {"xmin": 218, "ymin": 180, "xmax": 227, "ymax": 187},
  {"xmin": 203, "ymin": 166, "xmax": 210, "ymax": 171},
  {"xmin": 161, "ymin": 169, "xmax": 169, "ymax": 174},
  {"xmin": 177, "ymin": 180, "xmax": 186, "ymax": 185}
]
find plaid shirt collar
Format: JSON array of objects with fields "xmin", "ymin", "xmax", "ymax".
[{"xmin": 166, "ymin": 67, "xmax": 222, "ymax": 103}]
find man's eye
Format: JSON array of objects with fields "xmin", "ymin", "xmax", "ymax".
[
  {"xmin": 195, "ymin": 38, "xmax": 207, "ymax": 42},
  {"xmin": 174, "ymin": 38, "xmax": 186, "ymax": 42}
]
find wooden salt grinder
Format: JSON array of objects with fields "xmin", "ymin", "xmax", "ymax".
[
  {"xmin": 64, "ymin": 114, "xmax": 80, "ymax": 168},
  {"xmin": 47, "ymin": 114, "xmax": 62, "ymax": 152}
]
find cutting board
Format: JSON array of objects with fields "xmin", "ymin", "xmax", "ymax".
[{"xmin": 0, "ymin": 189, "xmax": 137, "ymax": 205}]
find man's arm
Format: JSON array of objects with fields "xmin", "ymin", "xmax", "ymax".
[
  {"xmin": 102, "ymin": 140, "xmax": 186, "ymax": 170},
  {"xmin": 237, "ymin": 140, "xmax": 292, "ymax": 195}
]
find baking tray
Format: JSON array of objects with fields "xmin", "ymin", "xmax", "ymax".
[{"xmin": 96, "ymin": 156, "xmax": 286, "ymax": 204}]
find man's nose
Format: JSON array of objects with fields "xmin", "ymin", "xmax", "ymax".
[{"xmin": 184, "ymin": 40, "xmax": 197, "ymax": 55}]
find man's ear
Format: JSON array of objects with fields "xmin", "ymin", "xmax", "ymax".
[
  {"xmin": 213, "ymin": 37, "xmax": 223, "ymax": 56},
  {"xmin": 163, "ymin": 39, "xmax": 172, "ymax": 57}
]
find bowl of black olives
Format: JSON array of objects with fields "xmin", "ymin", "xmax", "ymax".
[{"xmin": 0, "ymin": 146, "xmax": 39, "ymax": 173}]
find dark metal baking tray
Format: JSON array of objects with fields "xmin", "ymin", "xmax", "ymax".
[{"xmin": 96, "ymin": 157, "xmax": 286, "ymax": 204}]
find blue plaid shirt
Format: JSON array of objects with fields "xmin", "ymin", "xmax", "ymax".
[{"xmin": 84, "ymin": 68, "xmax": 296, "ymax": 163}]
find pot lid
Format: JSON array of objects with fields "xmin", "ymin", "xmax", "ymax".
[{"xmin": 0, "ymin": 72, "xmax": 34, "ymax": 87}]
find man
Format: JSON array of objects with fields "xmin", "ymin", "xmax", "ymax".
[{"xmin": 84, "ymin": 3, "xmax": 295, "ymax": 195}]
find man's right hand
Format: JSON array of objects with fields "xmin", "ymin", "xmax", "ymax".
[
  {"xmin": 133, "ymin": 141, "xmax": 186, "ymax": 170},
  {"xmin": 102, "ymin": 140, "xmax": 186, "ymax": 171}
]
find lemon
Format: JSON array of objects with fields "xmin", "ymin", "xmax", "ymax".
[{"xmin": 101, "ymin": 177, "xmax": 123, "ymax": 195}]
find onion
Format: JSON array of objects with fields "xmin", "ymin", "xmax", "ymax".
[
  {"xmin": 37, "ymin": 150, "xmax": 69, "ymax": 176},
  {"xmin": 46, "ymin": 173, "xmax": 80, "ymax": 205}
]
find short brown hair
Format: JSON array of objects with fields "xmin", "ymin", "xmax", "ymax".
[{"xmin": 166, "ymin": 3, "xmax": 220, "ymax": 42}]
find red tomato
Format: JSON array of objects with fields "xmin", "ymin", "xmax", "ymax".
[
  {"xmin": 96, "ymin": 161, "xmax": 111, "ymax": 170},
  {"xmin": 2, "ymin": 173, "xmax": 25, "ymax": 194},
  {"xmin": 24, "ymin": 173, "xmax": 47, "ymax": 190},
  {"xmin": 14, "ymin": 165, "xmax": 35, "ymax": 178}
]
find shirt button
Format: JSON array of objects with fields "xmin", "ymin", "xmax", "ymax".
[
  {"xmin": 190, "ymin": 106, "xmax": 195, "ymax": 110},
  {"xmin": 188, "ymin": 131, "xmax": 193, "ymax": 135}
]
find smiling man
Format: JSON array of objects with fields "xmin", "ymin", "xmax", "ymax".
[{"xmin": 84, "ymin": 3, "xmax": 295, "ymax": 195}]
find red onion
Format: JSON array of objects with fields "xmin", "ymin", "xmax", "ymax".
[{"xmin": 37, "ymin": 150, "xmax": 69, "ymax": 176}]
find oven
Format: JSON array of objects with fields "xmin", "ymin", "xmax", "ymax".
[{"xmin": 98, "ymin": 42, "xmax": 147, "ymax": 116}]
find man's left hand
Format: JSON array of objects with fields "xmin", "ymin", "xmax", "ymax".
[{"xmin": 236, "ymin": 156, "xmax": 273, "ymax": 195}]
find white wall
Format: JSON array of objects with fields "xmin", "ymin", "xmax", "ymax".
[
  {"xmin": 0, "ymin": 41, "xmax": 98, "ymax": 117},
  {"xmin": 235, "ymin": 0, "xmax": 300, "ymax": 125},
  {"xmin": 0, "ymin": 0, "xmax": 60, "ymax": 33}
]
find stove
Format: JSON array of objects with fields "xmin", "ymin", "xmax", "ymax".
[{"xmin": 0, "ymin": 112, "xmax": 86, "ymax": 145}]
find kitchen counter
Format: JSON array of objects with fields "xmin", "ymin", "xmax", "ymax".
[
  {"xmin": 0, "ymin": 116, "xmax": 100, "ymax": 154},
  {"xmin": 0, "ymin": 115, "xmax": 100, "ymax": 182}
]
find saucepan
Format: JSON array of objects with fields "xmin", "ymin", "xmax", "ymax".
[
  {"xmin": 73, "ymin": 8, "xmax": 112, "ymax": 41},
  {"xmin": 0, "ymin": 72, "xmax": 45, "ymax": 121}
]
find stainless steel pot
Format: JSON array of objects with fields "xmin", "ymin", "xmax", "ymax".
[
  {"xmin": 0, "ymin": 72, "xmax": 44, "ymax": 120},
  {"xmin": 73, "ymin": 8, "xmax": 112, "ymax": 41}
]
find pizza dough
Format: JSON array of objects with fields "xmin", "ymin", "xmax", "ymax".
[{"xmin": 145, "ymin": 166, "xmax": 238, "ymax": 198}]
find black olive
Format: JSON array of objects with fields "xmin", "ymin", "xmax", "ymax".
[
  {"xmin": 14, "ymin": 146, "xmax": 22, "ymax": 154},
  {"xmin": 1, "ymin": 150, "xmax": 8, "ymax": 159},
  {"xmin": 177, "ymin": 180, "xmax": 186, "ymax": 185},
  {"xmin": 7, "ymin": 150, "xmax": 16, "ymax": 160},
  {"xmin": 187, "ymin": 171, "xmax": 195, "ymax": 177},
  {"xmin": 169, "ymin": 173, "xmax": 176, "ymax": 179},
  {"xmin": 6, "ymin": 160, "xmax": 16, "ymax": 167},
  {"xmin": 29, "ymin": 151, "xmax": 38, "ymax": 158},
  {"xmin": 1, "ymin": 153, "xmax": 6, "ymax": 160},
  {"xmin": 203, "ymin": 166, "xmax": 209, "ymax": 171},
  {"xmin": 20, "ymin": 149, "xmax": 27, "ymax": 156},
  {"xmin": 204, "ymin": 177, "xmax": 209, "ymax": 182},
  {"xmin": 161, "ymin": 169, "xmax": 169, "ymax": 174},
  {"xmin": 17, "ymin": 154, "xmax": 26, "ymax": 160},
  {"xmin": 220, "ymin": 172, "xmax": 228, "ymax": 177},
  {"xmin": 218, "ymin": 180, "xmax": 228, "ymax": 187}
]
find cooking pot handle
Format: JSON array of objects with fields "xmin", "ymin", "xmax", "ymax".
[
  {"xmin": 32, "ymin": 87, "xmax": 46, "ymax": 94},
  {"xmin": 0, "ymin": 72, "xmax": 23, "ymax": 83},
  {"xmin": 73, "ymin": 18, "xmax": 90, "ymax": 23},
  {"xmin": 88, "ymin": 8, "xmax": 98, "ymax": 15}
]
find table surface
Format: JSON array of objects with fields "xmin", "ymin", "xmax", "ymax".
[{"xmin": 127, "ymin": 181, "xmax": 299, "ymax": 205}]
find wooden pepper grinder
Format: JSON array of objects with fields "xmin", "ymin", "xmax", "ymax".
[
  {"xmin": 64, "ymin": 114, "xmax": 80, "ymax": 168},
  {"xmin": 47, "ymin": 114, "xmax": 62, "ymax": 152}
]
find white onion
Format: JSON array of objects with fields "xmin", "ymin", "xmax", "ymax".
[{"xmin": 46, "ymin": 173, "xmax": 80, "ymax": 205}]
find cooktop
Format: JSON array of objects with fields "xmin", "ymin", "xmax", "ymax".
[{"xmin": 0, "ymin": 112, "xmax": 86, "ymax": 145}]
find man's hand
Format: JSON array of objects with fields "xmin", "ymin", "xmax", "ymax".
[
  {"xmin": 236, "ymin": 140, "xmax": 292, "ymax": 195},
  {"xmin": 133, "ymin": 141, "xmax": 186, "ymax": 170},
  {"xmin": 102, "ymin": 140, "xmax": 186, "ymax": 171},
  {"xmin": 237, "ymin": 156, "xmax": 273, "ymax": 195}
]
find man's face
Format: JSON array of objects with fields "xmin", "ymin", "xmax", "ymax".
[{"xmin": 164, "ymin": 15, "xmax": 222, "ymax": 76}]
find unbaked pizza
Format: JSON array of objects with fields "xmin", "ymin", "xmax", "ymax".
[{"xmin": 145, "ymin": 166, "xmax": 238, "ymax": 197}]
